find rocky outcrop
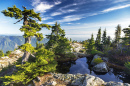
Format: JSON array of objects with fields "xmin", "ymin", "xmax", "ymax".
[
  {"xmin": 0, "ymin": 50, "xmax": 24, "ymax": 70},
  {"xmin": 105, "ymin": 81, "xmax": 130, "ymax": 86},
  {"xmin": 91, "ymin": 55, "xmax": 109, "ymax": 73},
  {"xmin": 30, "ymin": 73, "xmax": 130, "ymax": 86},
  {"xmin": 93, "ymin": 62, "xmax": 109, "ymax": 72},
  {"xmin": 71, "ymin": 43, "xmax": 83, "ymax": 53}
]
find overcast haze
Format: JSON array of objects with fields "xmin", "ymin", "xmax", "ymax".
[{"xmin": 0, "ymin": 0, "xmax": 130, "ymax": 40}]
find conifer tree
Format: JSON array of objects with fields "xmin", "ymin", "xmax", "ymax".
[
  {"xmin": 102, "ymin": 29, "xmax": 107, "ymax": 45},
  {"xmin": 46, "ymin": 22, "xmax": 71, "ymax": 55},
  {"xmin": 95, "ymin": 28, "xmax": 101, "ymax": 50},
  {"xmin": 106, "ymin": 36, "xmax": 111, "ymax": 46},
  {"xmin": 87, "ymin": 34, "xmax": 95, "ymax": 52},
  {"xmin": 115, "ymin": 24, "xmax": 121, "ymax": 44},
  {"xmin": 2, "ymin": 5, "xmax": 51, "ymax": 64},
  {"xmin": 122, "ymin": 25, "xmax": 130, "ymax": 45}
]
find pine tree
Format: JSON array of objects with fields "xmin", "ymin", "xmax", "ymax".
[
  {"xmin": 122, "ymin": 25, "xmax": 130, "ymax": 45},
  {"xmin": 115, "ymin": 24, "xmax": 121, "ymax": 44},
  {"xmin": 102, "ymin": 29, "xmax": 107, "ymax": 45},
  {"xmin": 87, "ymin": 34, "xmax": 95, "ymax": 52},
  {"xmin": 2, "ymin": 5, "xmax": 51, "ymax": 64},
  {"xmin": 46, "ymin": 22, "xmax": 71, "ymax": 55},
  {"xmin": 106, "ymin": 36, "xmax": 111, "ymax": 46},
  {"xmin": 95, "ymin": 28, "xmax": 101, "ymax": 50}
]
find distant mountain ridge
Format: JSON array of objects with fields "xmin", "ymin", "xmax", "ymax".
[{"xmin": 0, "ymin": 36, "xmax": 48, "ymax": 53}]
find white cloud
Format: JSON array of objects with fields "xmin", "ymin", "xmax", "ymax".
[
  {"xmin": 34, "ymin": 2, "xmax": 54, "ymax": 12},
  {"xmin": 102, "ymin": 4, "xmax": 130, "ymax": 13},
  {"xmin": 61, "ymin": 18, "xmax": 130, "ymax": 40},
  {"xmin": 54, "ymin": 1, "xmax": 62, "ymax": 5},
  {"xmin": 58, "ymin": 15, "xmax": 84, "ymax": 23},
  {"xmin": 91, "ymin": 0, "xmax": 105, "ymax": 2},
  {"xmin": 51, "ymin": 8, "xmax": 77, "ymax": 16},
  {"xmin": 51, "ymin": 12, "xmax": 62, "ymax": 16},
  {"xmin": 42, "ymin": 17, "xmax": 53, "ymax": 21},
  {"xmin": 32, "ymin": 0, "xmax": 62, "ymax": 13},
  {"xmin": 113, "ymin": 0, "xmax": 127, "ymax": 3},
  {"xmin": 67, "ymin": 23, "xmax": 73, "ymax": 24},
  {"xmin": 46, "ymin": 21, "xmax": 56, "ymax": 24}
]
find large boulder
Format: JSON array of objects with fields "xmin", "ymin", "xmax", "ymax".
[
  {"xmin": 83, "ymin": 74, "xmax": 105, "ymax": 86},
  {"xmin": 93, "ymin": 62, "xmax": 109, "ymax": 72},
  {"xmin": 91, "ymin": 54, "xmax": 101, "ymax": 65}
]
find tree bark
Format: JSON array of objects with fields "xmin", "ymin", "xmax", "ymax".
[{"xmin": 22, "ymin": 14, "xmax": 31, "ymax": 64}]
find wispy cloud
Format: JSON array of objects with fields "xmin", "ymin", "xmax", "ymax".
[
  {"xmin": 32, "ymin": 0, "xmax": 62, "ymax": 13},
  {"xmin": 91, "ymin": 0, "xmax": 105, "ymax": 2},
  {"xmin": 58, "ymin": 15, "xmax": 84, "ymax": 23},
  {"xmin": 51, "ymin": 9, "xmax": 77, "ymax": 16},
  {"xmin": 101, "ymin": 4, "xmax": 130, "ymax": 13},
  {"xmin": 67, "ymin": 23, "xmax": 73, "ymax": 24},
  {"xmin": 42, "ymin": 17, "xmax": 53, "ymax": 21},
  {"xmin": 113, "ymin": 0, "xmax": 128, "ymax": 3},
  {"xmin": 54, "ymin": 0, "xmax": 62, "ymax": 5}
]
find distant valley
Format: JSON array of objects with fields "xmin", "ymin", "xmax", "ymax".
[{"xmin": 0, "ymin": 36, "xmax": 48, "ymax": 53}]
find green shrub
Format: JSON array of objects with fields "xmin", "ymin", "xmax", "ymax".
[
  {"xmin": 125, "ymin": 62, "xmax": 130, "ymax": 70},
  {"xmin": 90, "ymin": 49, "xmax": 103, "ymax": 55},
  {"xmin": 0, "ymin": 50, "xmax": 4, "ymax": 57},
  {"xmin": 0, "ymin": 47, "xmax": 57, "ymax": 85},
  {"xmin": 93, "ymin": 57, "xmax": 103, "ymax": 64},
  {"xmin": 5, "ymin": 51, "xmax": 12, "ymax": 56}
]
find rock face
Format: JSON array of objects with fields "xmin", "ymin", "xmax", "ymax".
[
  {"xmin": 93, "ymin": 62, "xmax": 109, "ymax": 72},
  {"xmin": 0, "ymin": 50, "xmax": 24, "ymax": 70},
  {"xmin": 30, "ymin": 73, "xmax": 130, "ymax": 86}
]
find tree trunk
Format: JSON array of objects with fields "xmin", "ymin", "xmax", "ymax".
[{"xmin": 22, "ymin": 15, "xmax": 31, "ymax": 64}]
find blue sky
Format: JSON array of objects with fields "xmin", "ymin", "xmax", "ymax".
[{"xmin": 0, "ymin": 0, "xmax": 130, "ymax": 40}]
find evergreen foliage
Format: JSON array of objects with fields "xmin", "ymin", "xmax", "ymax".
[
  {"xmin": 115, "ymin": 24, "xmax": 121, "ymax": 44},
  {"xmin": 106, "ymin": 36, "xmax": 111, "ymax": 46},
  {"xmin": 2, "ymin": 5, "xmax": 51, "ymax": 64},
  {"xmin": 102, "ymin": 29, "xmax": 107, "ymax": 45},
  {"xmin": 95, "ymin": 28, "xmax": 101, "ymax": 50},
  {"xmin": 0, "ymin": 47, "xmax": 57, "ymax": 85},
  {"xmin": 5, "ymin": 50, "xmax": 12, "ymax": 56},
  {"xmin": 87, "ymin": 34, "xmax": 95, "ymax": 53},
  {"xmin": 46, "ymin": 22, "xmax": 71, "ymax": 55},
  {"xmin": 0, "ymin": 50, "xmax": 4, "ymax": 57},
  {"xmin": 122, "ymin": 25, "xmax": 130, "ymax": 45}
]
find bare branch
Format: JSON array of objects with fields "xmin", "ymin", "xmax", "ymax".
[{"xmin": 14, "ymin": 17, "xmax": 24, "ymax": 24}]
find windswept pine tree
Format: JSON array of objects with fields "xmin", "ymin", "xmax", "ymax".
[
  {"xmin": 46, "ymin": 22, "xmax": 71, "ymax": 55},
  {"xmin": 95, "ymin": 28, "xmax": 101, "ymax": 50},
  {"xmin": 115, "ymin": 24, "xmax": 121, "ymax": 44},
  {"xmin": 2, "ymin": 5, "xmax": 51, "ymax": 64}
]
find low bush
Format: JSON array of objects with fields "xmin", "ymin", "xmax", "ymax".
[
  {"xmin": 124, "ymin": 62, "xmax": 130, "ymax": 70},
  {"xmin": 0, "ymin": 50, "xmax": 4, "ymax": 57},
  {"xmin": 90, "ymin": 49, "xmax": 103, "ymax": 55},
  {"xmin": 0, "ymin": 47, "xmax": 57, "ymax": 85},
  {"xmin": 5, "ymin": 51, "xmax": 12, "ymax": 56},
  {"xmin": 93, "ymin": 57, "xmax": 103, "ymax": 64}
]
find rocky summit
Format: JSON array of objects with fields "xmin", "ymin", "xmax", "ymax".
[{"xmin": 29, "ymin": 73, "xmax": 130, "ymax": 86}]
